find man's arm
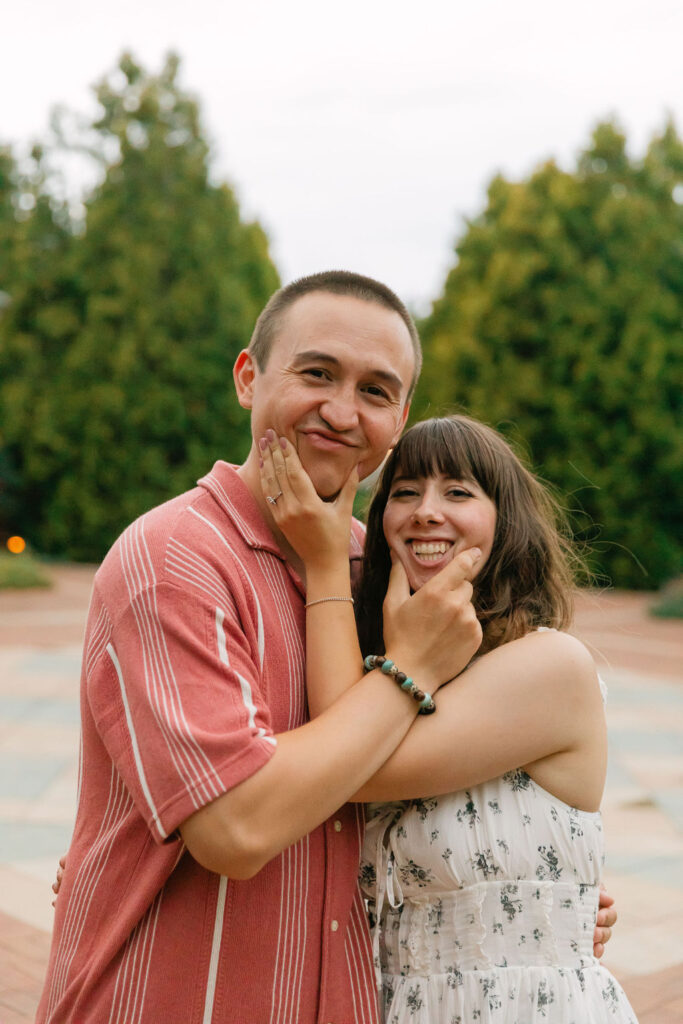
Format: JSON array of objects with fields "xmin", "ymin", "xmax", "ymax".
[{"xmin": 596, "ymin": 887, "xmax": 616, "ymax": 956}]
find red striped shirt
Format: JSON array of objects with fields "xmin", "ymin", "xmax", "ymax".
[{"xmin": 38, "ymin": 461, "xmax": 379, "ymax": 1024}]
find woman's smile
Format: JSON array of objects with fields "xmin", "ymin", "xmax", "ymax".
[
  {"xmin": 383, "ymin": 473, "xmax": 496, "ymax": 591},
  {"xmin": 406, "ymin": 538, "xmax": 455, "ymax": 564}
]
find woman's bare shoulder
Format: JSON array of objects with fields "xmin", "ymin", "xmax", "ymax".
[{"xmin": 468, "ymin": 628, "xmax": 598, "ymax": 693}]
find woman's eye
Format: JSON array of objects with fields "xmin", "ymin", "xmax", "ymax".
[
  {"xmin": 447, "ymin": 488, "xmax": 472, "ymax": 499},
  {"xmin": 390, "ymin": 487, "xmax": 419, "ymax": 499}
]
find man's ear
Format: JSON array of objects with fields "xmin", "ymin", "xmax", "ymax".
[
  {"xmin": 390, "ymin": 401, "xmax": 411, "ymax": 446},
  {"xmin": 233, "ymin": 350, "xmax": 256, "ymax": 410}
]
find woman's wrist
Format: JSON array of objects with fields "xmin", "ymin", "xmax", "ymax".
[
  {"xmin": 303, "ymin": 551, "xmax": 351, "ymax": 575},
  {"xmin": 304, "ymin": 565, "xmax": 352, "ymax": 602},
  {"xmin": 384, "ymin": 648, "xmax": 441, "ymax": 698}
]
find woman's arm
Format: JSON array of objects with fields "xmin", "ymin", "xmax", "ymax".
[
  {"xmin": 259, "ymin": 432, "xmax": 366, "ymax": 715},
  {"xmin": 259, "ymin": 432, "xmax": 482, "ymax": 716}
]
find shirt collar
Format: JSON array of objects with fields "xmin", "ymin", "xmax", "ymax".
[{"xmin": 198, "ymin": 460, "xmax": 365, "ymax": 564}]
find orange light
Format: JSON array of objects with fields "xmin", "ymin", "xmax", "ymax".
[{"xmin": 7, "ymin": 536, "xmax": 26, "ymax": 554}]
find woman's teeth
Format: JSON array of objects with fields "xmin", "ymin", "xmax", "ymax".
[{"xmin": 410, "ymin": 541, "xmax": 452, "ymax": 561}]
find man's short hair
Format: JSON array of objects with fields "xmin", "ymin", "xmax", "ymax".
[{"xmin": 248, "ymin": 270, "xmax": 422, "ymax": 400}]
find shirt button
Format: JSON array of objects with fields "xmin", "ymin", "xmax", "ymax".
[
  {"xmin": 330, "ymin": 919, "xmax": 339, "ymax": 932},
  {"xmin": 333, "ymin": 819, "xmax": 342, "ymax": 832}
]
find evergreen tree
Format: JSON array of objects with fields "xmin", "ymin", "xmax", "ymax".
[
  {"xmin": 417, "ymin": 121, "xmax": 683, "ymax": 588},
  {"xmin": 0, "ymin": 144, "xmax": 81, "ymax": 542},
  {"xmin": 1, "ymin": 53, "xmax": 279, "ymax": 560}
]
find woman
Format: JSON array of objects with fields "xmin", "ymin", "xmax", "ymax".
[{"xmin": 258, "ymin": 414, "xmax": 638, "ymax": 1024}]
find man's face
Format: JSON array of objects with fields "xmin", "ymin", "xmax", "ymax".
[{"xmin": 235, "ymin": 291, "xmax": 416, "ymax": 498}]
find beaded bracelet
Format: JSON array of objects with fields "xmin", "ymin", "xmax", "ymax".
[{"xmin": 363, "ymin": 654, "xmax": 436, "ymax": 715}]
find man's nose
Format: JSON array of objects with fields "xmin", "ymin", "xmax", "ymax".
[{"xmin": 319, "ymin": 387, "xmax": 360, "ymax": 432}]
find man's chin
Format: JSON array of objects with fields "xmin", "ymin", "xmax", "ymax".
[
  {"xmin": 305, "ymin": 465, "xmax": 356, "ymax": 502},
  {"xmin": 314, "ymin": 481, "xmax": 344, "ymax": 502}
]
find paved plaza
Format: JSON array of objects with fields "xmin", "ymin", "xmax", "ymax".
[{"xmin": 0, "ymin": 568, "xmax": 682, "ymax": 1022}]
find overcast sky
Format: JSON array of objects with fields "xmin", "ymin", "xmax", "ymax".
[{"xmin": 2, "ymin": 0, "xmax": 682, "ymax": 311}]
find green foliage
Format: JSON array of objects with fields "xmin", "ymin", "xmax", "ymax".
[
  {"xmin": 352, "ymin": 485, "xmax": 372, "ymax": 523},
  {"xmin": 0, "ymin": 552, "xmax": 52, "ymax": 589},
  {"xmin": 650, "ymin": 578, "xmax": 683, "ymax": 619},
  {"xmin": 0, "ymin": 143, "xmax": 81, "ymax": 537},
  {"xmin": 0, "ymin": 54, "xmax": 279, "ymax": 561},
  {"xmin": 416, "ymin": 121, "xmax": 683, "ymax": 588}
]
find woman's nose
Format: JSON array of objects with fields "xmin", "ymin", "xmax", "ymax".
[{"xmin": 411, "ymin": 497, "xmax": 445, "ymax": 523}]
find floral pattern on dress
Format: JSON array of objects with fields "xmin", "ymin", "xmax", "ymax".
[
  {"xmin": 398, "ymin": 859, "xmax": 435, "ymax": 888},
  {"xmin": 361, "ymin": 760, "xmax": 639, "ymax": 1024}
]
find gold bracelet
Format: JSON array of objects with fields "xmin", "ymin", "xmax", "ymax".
[{"xmin": 305, "ymin": 596, "xmax": 354, "ymax": 608}]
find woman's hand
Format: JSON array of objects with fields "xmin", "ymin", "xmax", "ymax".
[
  {"xmin": 258, "ymin": 429, "xmax": 358, "ymax": 572},
  {"xmin": 383, "ymin": 547, "xmax": 483, "ymax": 696}
]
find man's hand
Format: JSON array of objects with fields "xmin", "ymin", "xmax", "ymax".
[
  {"xmin": 594, "ymin": 885, "xmax": 617, "ymax": 958},
  {"xmin": 51, "ymin": 854, "xmax": 66, "ymax": 908},
  {"xmin": 383, "ymin": 549, "xmax": 483, "ymax": 695}
]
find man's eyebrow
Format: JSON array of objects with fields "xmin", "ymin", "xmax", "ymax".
[
  {"xmin": 291, "ymin": 351, "xmax": 404, "ymax": 392},
  {"xmin": 291, "ymin": 350, "xmax": 341, "ymax": 368}
]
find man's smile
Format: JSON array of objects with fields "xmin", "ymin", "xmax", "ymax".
[{"xmin": 300, "ymin": 428, "xmax": 359, "ymax": 452}]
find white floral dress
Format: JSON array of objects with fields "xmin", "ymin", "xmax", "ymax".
[{"xmin": 361, "ymin": 771, "xmax": 639, "ymax": 1023}]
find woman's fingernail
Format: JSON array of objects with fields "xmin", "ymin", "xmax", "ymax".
[
  {"xmin": 280, "ymin": 437, "xmax": 287, "ymax": 450},
  {"xmin": 266, "ymin": 428, "xmax": 275, "ymax": 443},
  {"xmin": 259, "ymin": 437, "xmax": 267, "ymax": 451}
]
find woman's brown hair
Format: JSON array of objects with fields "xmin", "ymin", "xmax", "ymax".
[{"xmin": 355, "ymin": 415, "xmax": 581, "ymax": 658}]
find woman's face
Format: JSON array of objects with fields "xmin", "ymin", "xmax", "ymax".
[{"xmin": 382, "ymin": 471, "xmax": 497, "ymax": 591}]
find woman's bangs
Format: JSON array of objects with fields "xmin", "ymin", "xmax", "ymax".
[{"xmin": 392, "ymin": 420, "xmax": 479, "ymax": 485}]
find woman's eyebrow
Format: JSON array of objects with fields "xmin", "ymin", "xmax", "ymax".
[{"xmin": 390, "ymin": 474, "xmax": 418, "ymax": 484}]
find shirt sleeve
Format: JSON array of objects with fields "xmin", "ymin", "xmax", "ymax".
[{"xmin": 88, "ymin": 581, "xmax": 276, "ymax": 843}]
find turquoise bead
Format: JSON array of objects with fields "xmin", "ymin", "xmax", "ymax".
[
  {"xmin": 380, "ymin": 660, "xmax": 394, "ymax": 674},
  {"xmin": 400, "ymin": 678, "xmax": 414, "ymax": 691},
  {"xmin": 419, "ymin": 693, "xmax": 433, "ymax": 708}
]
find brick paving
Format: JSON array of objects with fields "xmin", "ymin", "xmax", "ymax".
[
  {"xmin": 0, "ymin": 567, "xmax": 681, "ymax": 1023},
  {"xmin": 0, "ymin": 912, "xmax": 52, "ymax": 1024}
]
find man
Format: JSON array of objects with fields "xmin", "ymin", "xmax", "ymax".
[{"xmin": 39, "ymin": 271, "xmax": 614, "ymax": 1023}]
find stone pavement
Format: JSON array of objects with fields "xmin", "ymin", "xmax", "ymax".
[{"xmin": 0, "ymin": 568, "xmax": 682, "ymax": 1023}]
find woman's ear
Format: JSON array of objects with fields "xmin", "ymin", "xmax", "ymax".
[{"xmin": 233, "ymin": 350, "xmax": 256, "ymax": 410}]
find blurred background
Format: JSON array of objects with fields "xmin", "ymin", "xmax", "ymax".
[
  {"xmin": 0, "ymin": 5, "xmax": 682, "ymax": 1021},
  {"xmin": 0, "ymin": 0, "xmax": 681, "ymax": 591}
]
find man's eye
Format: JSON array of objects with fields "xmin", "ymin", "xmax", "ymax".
[
  {"xmin": 303, "ymin": 368, "xmax": 328, "ymax": 379},
  {"xmin": 363, "ymin": 384, "xmax": 389, "ymax": 399}
]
